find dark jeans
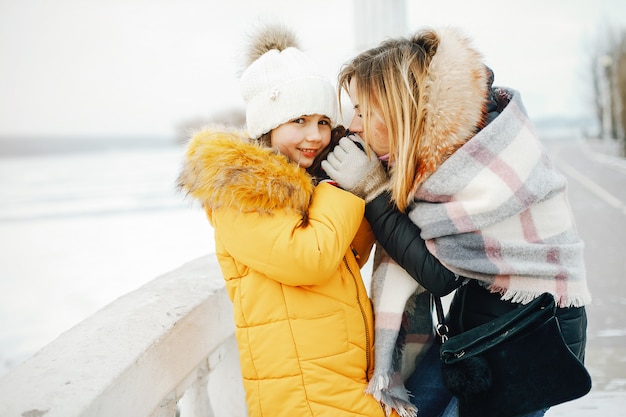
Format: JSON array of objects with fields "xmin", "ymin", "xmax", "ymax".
[
  {"xmin": 404, "ymin": 342, "xmax": 452, "ymax": 417},
  {"xmin": 405, "ymin": 342, "xmax": 547, "ymax": 417}
]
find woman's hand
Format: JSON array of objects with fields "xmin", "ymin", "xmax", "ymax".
[{"xmin": 321, "ymin": 135, "xmax": 389, "ymax": 202}]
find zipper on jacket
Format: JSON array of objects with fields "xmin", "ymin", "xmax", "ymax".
[{"xmin": 343, "ymin": 256, "xmax": 372, "ymax": 380}]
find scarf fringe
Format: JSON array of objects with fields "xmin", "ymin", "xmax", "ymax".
[
  {"xmin": 365, "ymin": 372, "xmax": 417, "ymax": 417},
  {"xmin": 365, "ymin": 373, "xmax": 391, "ymax": 394},
  {"xmin": 488, "ymin": 284, "xmax": 592, "ymax": 308},
  {"xmin": 379, "ymin": 392, "xmax": 418, "ymax": 417}
]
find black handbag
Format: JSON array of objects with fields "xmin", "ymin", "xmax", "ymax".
[{"xmin": 433, "ymin": 292, "xmax": 592, "ymax": 417}]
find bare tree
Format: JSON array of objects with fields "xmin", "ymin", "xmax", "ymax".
[
  {"xmin": 591, "ymin": 49, "xmax": 607, "ymax": 138},
  {"xmin": 616, "ymin": 31, "xmax": 626, "ymax": 153},
  {"xmin": 590, "ymin": 24, "xmax": 625, "ymax": 153},
  {"xmin": 605, "ymin": 53, "xmax": 619, "ymax": 140}
]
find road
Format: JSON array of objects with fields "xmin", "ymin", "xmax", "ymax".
[{"xmin": 542, "ymin": 137, "xmax": 626, "ymax": 415}]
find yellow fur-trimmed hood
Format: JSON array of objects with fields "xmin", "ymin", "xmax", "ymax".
[{"xmin": 177, "ymin": 128, "xmax": 314, "ymax": 219}]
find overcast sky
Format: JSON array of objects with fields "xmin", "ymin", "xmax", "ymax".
[{"xmin": 1, "ymin": 0, "xmax": 625, "ymax": 140}]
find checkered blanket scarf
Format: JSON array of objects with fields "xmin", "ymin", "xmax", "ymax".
[
  {"xmin": 366, "ymin": 246, "xmax": 434, "ymax": 417},
  {"xmin": 409, "ymin": 89, "xmax": 591, "ymax": 308}
]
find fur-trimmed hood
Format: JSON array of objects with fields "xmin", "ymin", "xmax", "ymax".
[
  {"xmin": 411, "ymin": 27, "xmax": 490, "ymax": 191},
  {"xmin": 423, "ymin": 27, "xmax": 488, "ymax": 144},
  {"xmin": 177, "ymin": 128, "xmax": 314, "ymax": 220}
]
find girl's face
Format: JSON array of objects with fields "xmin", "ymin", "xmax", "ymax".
[
  {"xmin": 347, "ymin": 78, "xmax": 389, "ymax": 157},
  {"xmin": 270, "ymin": 114, "xmax": 332, "ymax": 169}
]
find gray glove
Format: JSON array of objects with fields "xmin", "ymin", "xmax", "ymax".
[{"xmin": 321, "ymin": 135, "xmax": 389, "ymax": 202}]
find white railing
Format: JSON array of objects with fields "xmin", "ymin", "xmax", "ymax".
[{"xmin": 0, "ymin": 255, "xmax": 247, "ymax": 417}]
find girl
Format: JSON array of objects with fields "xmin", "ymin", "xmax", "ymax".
[{"xmin": 178, "ymin": 23, "xmax": 392, "ymax": 417}]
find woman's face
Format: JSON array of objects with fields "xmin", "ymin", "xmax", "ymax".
[
  {"xmin": 270, "ymin": 114, "xmax": 332, "ymax": 169},
  {"xmin": 347, "ymin": 78, "xmax": 390, "ymax": 157}
]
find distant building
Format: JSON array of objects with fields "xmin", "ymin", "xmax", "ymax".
[{"xmin": 354, "ymin": 0, "xmax": 408, "ymax": 50}]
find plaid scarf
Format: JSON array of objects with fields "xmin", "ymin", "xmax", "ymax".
[
  {"xmin": 365, "ymin": 246, "xmax": 435, "ymax": 417},
  {"xmin": 409, "ymin": 89, "xmax": 591, "ymax": 308}
]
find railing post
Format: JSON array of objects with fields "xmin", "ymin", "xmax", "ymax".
[
  {"xmin": 152, "ymin": 392, "xmax": 179, "ymax": 417},
  {"xmin": 0, "ymin": 255, "xmax": 246, "ymax": 417},
  {"xmin": 178, "ymin": 363, "xmax": 213, "ymax": 417}
]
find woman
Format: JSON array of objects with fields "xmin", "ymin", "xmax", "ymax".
[
  {"xmin": 178, "ymin": 23, "xmax": 391, "ymax": 417},
  {"xmin": 322, "ymin": 26, "xmax": 591, "ymax": 417}
]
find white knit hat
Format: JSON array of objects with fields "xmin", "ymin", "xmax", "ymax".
[{"xmin": 240, "ymin": 25, "xmax": 338, "ymax": 139}]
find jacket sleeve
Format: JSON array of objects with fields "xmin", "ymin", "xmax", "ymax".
[
  {"xmin": 365, "ymin": 191, "xmax": 462, "ymax": 297},
  {"xmin": 212, "ymin": 183, "xmax": 364, "ymax": 286}
]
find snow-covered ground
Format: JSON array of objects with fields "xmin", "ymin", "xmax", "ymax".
[
  {"xmin": 1, "ymin": 141, "xmax": 624, "ymax": 415},
  {"xmin": 0, "ymin": 144, "xmax": 214, "ymax": 375}
]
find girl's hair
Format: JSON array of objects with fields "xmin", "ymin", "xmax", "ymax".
[
  {"xmin": 337, "ymin": 30, "xmax": 439, "ymax": 212},
  {"xmin": 307, "ymin": 125, "xmax": 345, "ymax": 182},
  {"xmin": 256, "ymin": 131, "xmax": 272, "ymax": 148}
]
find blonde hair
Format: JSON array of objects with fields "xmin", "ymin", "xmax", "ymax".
[
  {"xmin": 338, "ymin": 30, "xmax": 439, "ymax": 212},
  {"xmin": 339, "ymin": 27, "xmax": 490, "ymax": 212}
]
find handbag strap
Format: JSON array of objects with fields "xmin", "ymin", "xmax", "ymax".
[{"xmin": 431, "ymin": 294, "xmax": 449, "ymax": 343}]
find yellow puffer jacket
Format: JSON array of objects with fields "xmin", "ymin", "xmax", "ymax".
[{"xmin": 178, "ymin": 129, "xmax": 388, "ymax": 417}]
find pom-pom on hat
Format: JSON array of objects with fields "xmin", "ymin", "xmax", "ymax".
[{"xmin": 240, "ymin": 23, "xmax": 338, "ymax": 139}]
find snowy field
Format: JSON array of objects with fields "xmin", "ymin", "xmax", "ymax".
[{"xmin": 0, "ymin": 143, "xmax": 214, "ymax": 375}]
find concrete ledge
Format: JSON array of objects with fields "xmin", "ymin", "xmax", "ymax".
[{"xmin": 0, "ymin": 255, "xmax": 244, "ymax": 417}]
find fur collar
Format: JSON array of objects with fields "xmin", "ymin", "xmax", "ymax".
[
  {"xmin": 413, "ymin": 27, "xmax": 489, "ymax": 191},
  {"xmin": 177, "ymin": 128, "xmax": 314, "ymax": 219}
]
